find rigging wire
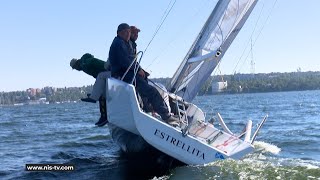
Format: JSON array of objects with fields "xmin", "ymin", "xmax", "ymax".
[
  {"xmin": 176, "ymin": 0, "xmax": 228, "ymax": 97},
  {"xmin": 203, "ymin": 0, "xmax": 277, "ymax": 95},
  {"xmin": 202, "ymin": 0, "xmax": 259, "ymax": 95},
  {"xmin": 233, "ymin": 0, "xmax": 278, "ymax": 74},
  {"xmin": 197, "ymin": 0, "xmax": 243, "ymax": 95},
  {"xmin": 145, "ymin": 0, "xmax": 216, "ymax": 70},
  {"xmin": 182, "ymin": 0, "xmax": 248, "ymax": 96},
  {"xmin": 232, "ymin": 1, "xmax": 265, "ymax": 73},
  {"xmin": 177, "ymin": 0, "xmax": 255, "ymax": 96},
  {"xmin": 238, "ymin": 0, "xmax": 278, "ymax": 72},
  {"xmin": 202, "ymin": 0, "xmax": 278, "ymax": 106},
  {"xmin": 143, "ymin": 0, "xmax": 176, "ymax": 55}
]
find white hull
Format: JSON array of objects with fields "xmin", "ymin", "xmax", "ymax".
[{"xmin": 107, "ymin": 78, "xmax": 257, "ymax": 165}]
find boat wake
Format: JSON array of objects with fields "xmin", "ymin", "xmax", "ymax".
[
  {"xmin": 179, "ymin": 141, "xmax": 320, "ymax": 180},
  {"xmin": 253, "ymin": 141, "xmax": 281, "ymax": 155},
  {"xmin": 180, "ymin": 156, "xmax": 320, "ymax": 180}
]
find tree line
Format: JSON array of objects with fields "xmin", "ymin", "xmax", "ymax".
[
  {"xmin": 202, "ymin": 71, "xmax": 320, "ymax": 94},
  {"xmin": 0, "ymin": 86, "xmax": 93, "ymax": 105},
  {"xmin": 1, "ymin": 71, "xmax": 320, "ymax": 105}
]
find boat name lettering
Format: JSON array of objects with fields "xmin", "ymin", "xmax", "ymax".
[{"xmin": 154, "ymin": 129, "xmax": 205, "ymax": 160}]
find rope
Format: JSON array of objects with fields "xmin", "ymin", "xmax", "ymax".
[
  {"xmin": 120, "ymin": 51, "xmax": 144, "ymax": 84},
  {"xmin": 143, "ymin": 0, "xmax": 176, "ymax": 55}
]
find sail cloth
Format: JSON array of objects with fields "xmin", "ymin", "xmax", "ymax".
[{"xmin": 168, "ymin": 0, "xmax": 258, "ymax": 102}]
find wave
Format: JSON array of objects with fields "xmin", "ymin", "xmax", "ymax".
[
  {"xmin": 57, "ymin": 141, "xmax": 109, "ymax": 148},
  {"xmin": 80, "ymin": 135, "xmax": 111, "ymax": 141},
  {"xmin": 253, "ymin": 141, "xmax": 281, "ymax": 155},
  {"xmin": 191, "ymin": 157, "xmax": 320, "ymax": 179}
]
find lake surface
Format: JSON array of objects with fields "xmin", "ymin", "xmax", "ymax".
[{"xmin": 1, "ymin": 90, "xmax": 320, "ymax": 179}]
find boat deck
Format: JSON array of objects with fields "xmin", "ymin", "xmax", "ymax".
[{"xmin": 187, "ymin": 121, "xmax": 245, "ymax": 155}]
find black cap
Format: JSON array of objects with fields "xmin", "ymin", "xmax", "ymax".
[{"xmin": 117, "ymin": 23, "xmax": 130, "ymax": 33}]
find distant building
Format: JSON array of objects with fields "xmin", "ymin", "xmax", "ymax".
[
  {"xmin": 39, "ymin": 97, "xmax": 47, "ymax": 102},
  {"xmin": 43, "ymin": 86, "xmax": 55, "ymax": 96},
  {"xmin": 212, "ymin": 81, "xmax": 227, "ymax": 93},
  {"xmin": 52, "ymin": 87, "xmax": 57, "ymax": 93},
  {"xmin": 27, "ymin": 88, "xmax": 36, "ymax": 96}
]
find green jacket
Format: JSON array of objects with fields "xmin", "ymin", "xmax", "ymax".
[{"xmin": 79, "ymin": 53, "xmax": 106, "ymax": 78}]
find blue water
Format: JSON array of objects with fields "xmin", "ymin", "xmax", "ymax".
[{"xmin": 1, "ymin": 90, "xmax": 320, "ymax": 179}]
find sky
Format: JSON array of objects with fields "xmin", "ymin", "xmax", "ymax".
[{"xmin": 0, "ymin": 0, "xmax": 319, "ymax": 92}]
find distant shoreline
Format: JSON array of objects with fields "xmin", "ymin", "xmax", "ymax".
[{"xmin": 1, "ymin": 71, "xmax": 320, "ymax": 105}]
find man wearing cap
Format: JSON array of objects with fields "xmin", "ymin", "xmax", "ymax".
[
  {"xmin": 69, "ymin": 25, "xmax": 144, "ymax": 127},
  {"xmin": 109, "ymin": 23, "xmax": 138, "ymax": 80},
  {"xmin": 81, "ymin": 25, "xmax": 144, "ymax": 127},
  {"xmin": 109, "ymin": 23, "xmax": 180, "ymax": 127}
]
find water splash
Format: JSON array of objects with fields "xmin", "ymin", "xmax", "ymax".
[
  {"xmin": 253, "ymin": 141, "xmax": 281, "ymax": 155},
  {"xmin": 188, "ymin": 157, "xmax": 320, "ymax": 179}
]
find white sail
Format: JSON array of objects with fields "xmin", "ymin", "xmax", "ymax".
[{"xmin": 168, "ymin": 0, "xmax": 258, "ymax": 102}]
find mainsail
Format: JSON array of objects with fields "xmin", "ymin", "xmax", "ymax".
[{"xmin": 168, "ymin": 0, "xmax": 258, "ymax": 102}]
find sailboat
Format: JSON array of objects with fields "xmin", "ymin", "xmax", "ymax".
[{"xmin": 106, "ymin": 0, "xmax": 267, "ymax": 165}]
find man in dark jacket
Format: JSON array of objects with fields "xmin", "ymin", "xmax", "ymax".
[{"xmin": 109, "ymin": 23, "xmax": 179, "ymax": 127}]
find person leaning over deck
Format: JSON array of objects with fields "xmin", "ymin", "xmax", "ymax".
[
  {"xmin": 70, "ymin": 53, "xmax": 105, "ymax": 78},
  {"xmin": 70, "ymin": 54, "xmax": 109, "ymax": 127},
  {"xmin": 109, "ymin": 23, "xmax": 180, "ymax": 127}
]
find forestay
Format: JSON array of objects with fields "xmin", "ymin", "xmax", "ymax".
[{"xmin": 168, "ymin": 0, "xmax": 258, "ymax": 102}]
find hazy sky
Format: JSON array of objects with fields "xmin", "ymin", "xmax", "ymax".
[{"xmin": 1, "ymin": 0, "xmax": 319, "ymax": 92}]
